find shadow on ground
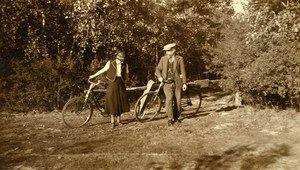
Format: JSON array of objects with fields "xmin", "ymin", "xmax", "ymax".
[{"xmin": 145, "ymin": 143, "xmax": 291, "ymax": 170}]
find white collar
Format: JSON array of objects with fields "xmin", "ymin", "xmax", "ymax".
[
  {"xmin": 116, "ymin": 59, "xmax": 123, "ymax": 64},
  {"xmin": 168, "ymin": 57, "xmax": 174, "ymax": 62}
]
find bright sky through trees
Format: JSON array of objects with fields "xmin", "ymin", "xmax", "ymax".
[{"xmin": 232, "ymin": 0, "xmax": 249, "ymax": 14}]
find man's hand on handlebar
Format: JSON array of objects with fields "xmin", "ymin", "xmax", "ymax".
[
  {"xmin": 158, "ymin": 77, "xmax": 163, "ymax": 82},
  {"xmin": 182, "ymin": 84, "xmax": 187, "ymax": 91}
]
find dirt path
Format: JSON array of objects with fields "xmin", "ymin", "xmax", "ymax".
[{"xmin": 1, "ymin": 91, "xmax": 300, "ymax": 170}]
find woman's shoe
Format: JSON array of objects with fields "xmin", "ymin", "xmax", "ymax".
[
  {"xmin": 167, "ymin": 120, "xmax": 173, "ymax": 127},
  {"xmin": 111, "ymin": 123, "xmax": 115, "ymax": 129},
  {"xmin": 174, "ymin": 119, "xmax": 182, "ymax": 124}
]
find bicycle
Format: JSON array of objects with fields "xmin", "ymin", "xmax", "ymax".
[
  {"xmin": 62, "ymin": 79, "xmax": 108, "ymax": 128},
  {"xmin": 134, "ymin": 81, "xmax": 202, "ymax": 122}
]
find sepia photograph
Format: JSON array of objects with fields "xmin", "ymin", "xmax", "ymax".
[{"xmin": 1, "ymin": 0, "xmax": 300, "ymax": 169}]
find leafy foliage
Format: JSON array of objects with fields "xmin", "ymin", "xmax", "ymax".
[
  {"xmin": 1, "ymin": 0, "xmax": 83, "ymax": 111},
  {"xmin": 1, "ymin": 0, "xmax": 221, "ymax": 112},
  {"xmin": 1, "ymin": 0, "xmax": 299, "ymax": 112},
  {"xmin": 210, "ymin": 0, "xmax": 300, "ymax": 108}
]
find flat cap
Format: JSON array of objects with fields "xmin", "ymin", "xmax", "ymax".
[{"xmin": 163, "ymin": 43, "xmax": 176, "ymax": 51}]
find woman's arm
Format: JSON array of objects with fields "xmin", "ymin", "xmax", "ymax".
[{"xmin": 89, "ymin": 61, "xmax": 110, "ymax": 79}]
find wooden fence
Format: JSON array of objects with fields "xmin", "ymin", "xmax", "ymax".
[{"xmin": 93, "ymin": 79, "xmax": 214, "ymax": 93}]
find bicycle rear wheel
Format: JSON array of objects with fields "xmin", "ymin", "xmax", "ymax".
[
  {"xmin": 181, "ymin": 88, "xmax": 202, "ymax": 114},
  {"xmin": 62, "ymin": 96, "xmax": 93, "ymax": 128},
  {"xmin": 135, "ymin": 91, "xmax": 162, "ymax": 122}
]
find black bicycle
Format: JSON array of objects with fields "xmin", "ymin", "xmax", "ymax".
[
  {"xmin": 134, "ymin": 81, "xmax": 202, "ymax": 122},
  {"xmin": 62, "ymin": 80, "xmax": 108, "ymax": 128}
]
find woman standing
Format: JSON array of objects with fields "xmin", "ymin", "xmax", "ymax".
[{"xmin": 89, "ymin": 49, "xmax": 130, "ymax": 128}]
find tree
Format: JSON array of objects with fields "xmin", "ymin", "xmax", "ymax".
[
  {"xmin": 0, "ymin": 0, "xmax": 228, "ymax": 112},
  {"xmin": 210, "ymin": 0, "xmax": 300, "ymax": 108},
  {"xmin": 1, "ymin": 0, "xmax": 80, "ymax": 111}
]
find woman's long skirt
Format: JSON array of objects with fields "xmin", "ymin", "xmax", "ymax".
[{"xmin": 105, "ymin": 77, "xmax": 130, "ymax": 116}]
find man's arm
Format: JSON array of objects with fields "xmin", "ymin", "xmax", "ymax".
[
  {"xmin": 179, "ymin": 57, "xmax": 187, "ymax": 84},
  {"xmin": 155, "ymin": 58, "xmax": 163, "ymax": 81}
]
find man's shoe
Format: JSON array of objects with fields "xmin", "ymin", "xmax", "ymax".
[
  {"xmin": 172, "ymin": 118, "xmax": 182, "ymax": 124},
  {"xmin": 177, "ymin": 115, "xmax": 184, "ymax": 121},
  {"xmin": 117, "ymin": 122, "xmax": 123, "ymax": 126}
]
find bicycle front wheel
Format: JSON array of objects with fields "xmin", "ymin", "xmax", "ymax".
[
  {"xmin": 135, "ymin": 91, "xmax": 162, "ymax": 122},
  {"xmin": 181, "ymin": 88, "xmax": 202, "ymax": 114},
  {"xmin": 62, "ymin": 96, "xmax": 93, "ymax": 128}
]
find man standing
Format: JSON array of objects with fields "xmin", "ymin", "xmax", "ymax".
[{"xmin": 155, "ymin": 43, "xmax": 187, "ymax": 126}]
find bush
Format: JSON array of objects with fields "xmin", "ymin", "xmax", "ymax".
[{"xmin": 211, "ymin": 1, "xmax": 300, "ymax": 109}]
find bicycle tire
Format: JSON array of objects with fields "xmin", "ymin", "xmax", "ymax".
[
  {"xmin": 135, "ymin": 91, "xmax": 162, "ymax": 122},
  {"xmin": 62, "ymin": 96, "xmax": 93, "ymax": 128},
  {"xmin": 181, "ymin": 88, "xmax": 202, "ymax": 114}
]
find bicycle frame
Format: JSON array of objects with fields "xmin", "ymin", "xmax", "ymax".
[
  {"xmin": 153, "ymin": 82, "xmax": 164, "ymax": 99},
  {"xmin": 82, "ymin": 80, "xmax": 97, "ymax": 108},
  {"xmin": 83, "ymin": 80, "xmax": 106, "ymax": 113},
  {"xmin": 154, "ymin": 81, "xmax": 190, "ymax": 101},
  {"xmin": 152, "ymin": 81, "xmax": 201, "ymax": 112}
]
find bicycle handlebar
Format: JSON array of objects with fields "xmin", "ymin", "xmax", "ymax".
[
  {"xmin": 88, "ymin": 79, "xmax": 101, "ymax": 86},
  {"xmin": 85, "ymin": 79, "xmax": 102, "ymax": 99}
]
